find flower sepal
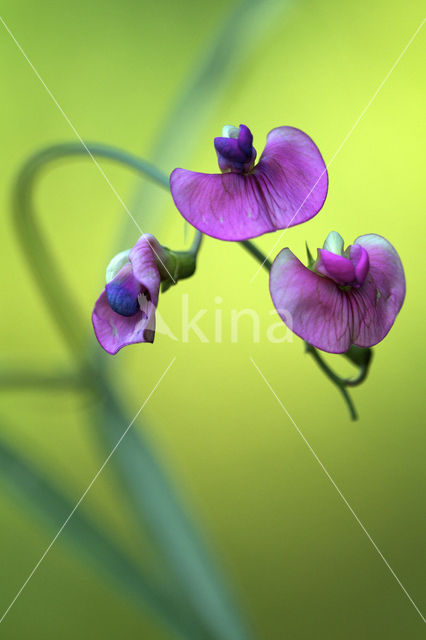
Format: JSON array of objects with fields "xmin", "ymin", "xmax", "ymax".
[
  {"xmin": 305, "ymin": 242, "xmax": 315, "ymax": 269},
  {"xmin": 160, "ymin": 249, "xmax": 197, "ymax": 293},
  {"xmin": 343, "ymin": 345, "xmax": 373, "ymax": 370}
]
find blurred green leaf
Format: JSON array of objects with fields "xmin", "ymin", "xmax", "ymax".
[{"xmin": 96, "ymin": 390, "xmax": 253, "ymax": 640}]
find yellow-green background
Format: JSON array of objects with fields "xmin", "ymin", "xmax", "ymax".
[{"xmin": 0, "ymin": 0, "xmax": 425, "ymax": 638}]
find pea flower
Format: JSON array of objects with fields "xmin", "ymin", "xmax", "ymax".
[
  {"xmin": 170, "ymin": 124, "xmax": 328, "ymax": 241},
  {"xmin": 269, "ymin": 232, "xmax": 405, "ymax": 353},
  {"xmin": 92, "ymin": 234, "xmax": 196, "ymax": 354}
]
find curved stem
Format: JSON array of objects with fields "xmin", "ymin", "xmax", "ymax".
[
  {"xmin": 12, "ymin": 142, "xmax": 170, "ymax": 360},
  {"xmin": 343, "ymin": 366, "xmax": 369, "ymax": 387},
  {"xmin": 304, "ymin": 344, "xmax": 369, "ymax": 389},
  {"xmin": 304, "ymin": 344, "xmax": 358, "ymax": 420},
  {"xmin": 34, "ymin": 142, "xmax": 170, "ymax": 187}
]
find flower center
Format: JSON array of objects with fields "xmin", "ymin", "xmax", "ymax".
[
  {"xmin": 214, "ymin": 124, "xmax": 257, "ymax": 174},
  {"xmin": 314, "ymin": 231, "xmax": 369, "ymax": 288}
]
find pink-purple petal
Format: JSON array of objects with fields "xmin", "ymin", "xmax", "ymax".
[
  {"xmin": 270, "ymin": 249, "xmax": 352, "ymax": 353},
  {"xmin": 270, "ymin": 235, "xmax": 405, "ymax": 353},
  {"xmin": 129, "ymin": 234, "xmax": 162, "ymax": 306},
  {"xmin": 315, "ymin": 249, "xmax": 355, "ymax": 285},
  {"xmin": 92, "ymin": 233, "xmax": 163, "ymax": 354},
  {"xmin": 92, "ymin": 290, "xmax": 156, "ymax": 355},
  {"xmin": 170, "ymin": 126, "xmax": 328, "ymax": 241},
  {"xmin": 237, "ymin": 124, "xmax": 254, "ymax": 156},
  {"xmin": 349, "ymin": 244, "xmax": 369, "ymax": 286},
  {"xmin": 351, "ymin": 234, "xmax": 405, "ymax": 347}
]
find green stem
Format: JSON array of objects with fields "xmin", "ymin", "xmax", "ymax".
[
  {"xmin": 40, "ymin": 142, "xmax": 171, "ymax": 187},
  {"xmin": 240, "ymin": 240, "xmax": 272, "ymax": 271},
  {"xmin": 239, "ymin": 239, "xmax": 362, "ymax": 421},
  {"xmin": 304, "ymin": 344, "xmax": 358, "ymax": 420},
  {"xmin": 190, "ymin": 230, "xmax": 204, "ymax": 256},
  {"xmin": 343, "ymin": 366, "xmax": 369, "ymax": 387}
]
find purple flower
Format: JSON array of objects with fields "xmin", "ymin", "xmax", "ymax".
[
  {"xmin": 170, "ymin": 124, "xmax": 328, "ymax": 241},
  {"xmin": 269, "ymin": 232, "xmax": 406, "ymax": 353},
  {"xmin": 92, "ymin": 234, "xmax": 166, "ymax": 354}
]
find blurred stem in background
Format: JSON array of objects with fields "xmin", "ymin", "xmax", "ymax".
[
  {"xmin": 11, "ymin": 141, "xmax": 254, "ymax": 640},
  {"xmin": 0, "ymin": 433, "xmax": 209, "ymax": 640},
  {"xmin": 95, "ymin": 1, "xmax": 288, "ymax": 635},
  {"xmin": 12, "ymin": 142, "xmax": 169, "ymax": 358},
  {"xmin": 0, "ymin": 369, "xmax": 84, "ymax": 391},
  {"xmin": 6, "ymin": 2, "xmax": 291, "ymax": 638}
]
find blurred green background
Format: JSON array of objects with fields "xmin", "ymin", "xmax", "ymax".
[{"xmin": 0, "ymin": 0, "xmax": 425, "ymax": 638}]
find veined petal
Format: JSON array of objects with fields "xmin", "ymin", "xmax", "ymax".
[
  {"xmin": 129, "ymin": 234, "xmax": 162, "ymax": 306},
  {"xmin": 270, "ymin": 249, "xmax": 352, "ymax": 353},
  {"xmin": 270, "ymin": 235, "xmax": 405, "ymax": 353},
  {"xmin": 350, "ymin": 234, "xmax": 405, "ymax": 347},
  {"xmin": 170, "ymin": 126, "xmax": 328, "ymax": 241},
  {"xmin": 92, "ymin": 290, "xmax": 156, "ymax": 355}
]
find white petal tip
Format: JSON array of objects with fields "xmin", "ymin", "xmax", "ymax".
[
  {"xmin": 323, "ymin": 231, "xmax": 345, "ymax": 255},
  {"xmin": 222, "ymin": 125, "xmax": 239, "ymax": 139},
  {"xmin": 105, "ymin": 249, "xmax": 131, "ymax": 283}
]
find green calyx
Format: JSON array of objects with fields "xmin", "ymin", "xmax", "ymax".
[{"xmin": 160, "ymin": 249, "xmax": 197, "ymax": 293}]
